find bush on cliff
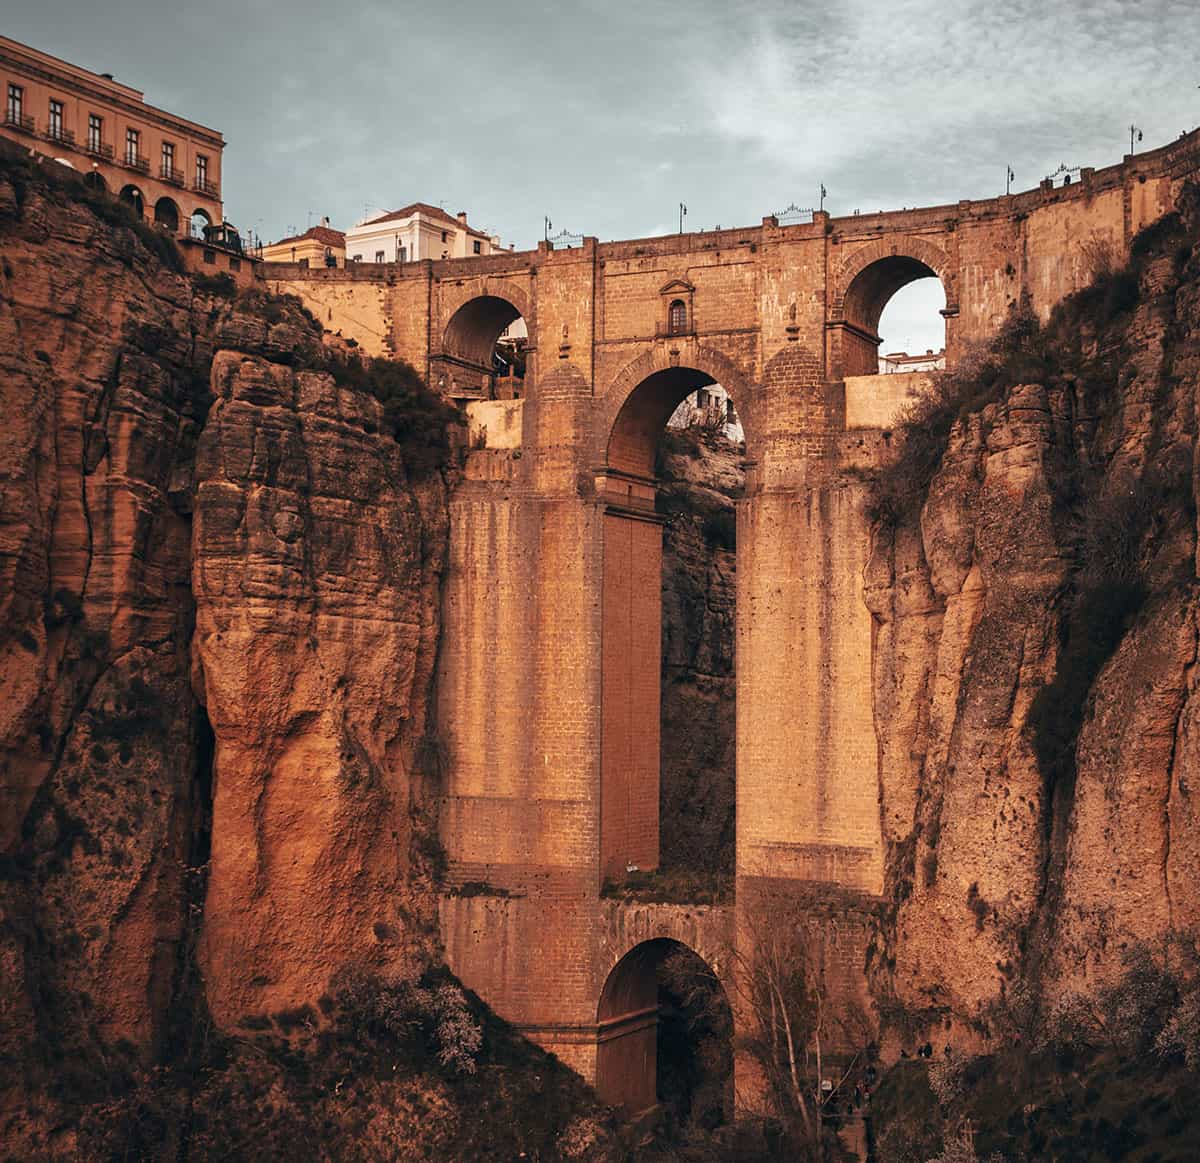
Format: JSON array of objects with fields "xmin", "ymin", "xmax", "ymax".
[{"xmin": 324, "ymin": 350, "xmax": 464, "ymax": 477}]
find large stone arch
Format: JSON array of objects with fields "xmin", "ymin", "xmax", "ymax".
[{"xmin": 592, "ymin": 341, "xmax": 756, "ymax": 477}]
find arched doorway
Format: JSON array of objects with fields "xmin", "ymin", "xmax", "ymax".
[
  {"xmin": 596, "ymin": 938, "xmax": 732, "ymax": 1125},
  {"xmin": 119, "ymin": 185, "xmax": 144, "ymax": 218},
  {"xmin": 599, "ymin": 363, "xmax": 745, "ymax": 886},
  {"xmin": 437, "ymin": 294, "xmax": 529, "ymax": 400},
  {"xmin": 83, "ymin": 171, "xmax": 107, "ymax": 193},
  {"xmin": 153, "ymin": 196, "xmax": 180, "ymax": 233}
]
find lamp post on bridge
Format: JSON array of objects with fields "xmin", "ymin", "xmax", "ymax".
[
  {"xmin": 679, "ymin": 202, "xmax": 687, "ymax": 234},
  {"xmin": 1130, "ymin": 124, "xmax": 1143, "ymax": 155}
]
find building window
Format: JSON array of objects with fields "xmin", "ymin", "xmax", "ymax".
[
  {"xmin": 398, "ymin": 246, "xmax": 407, "ymax": 263},
  {"xmin": 375, "ymin": 250, "xmax": 385, "ymax": 263},
  {"xmin": 229, "ymin": 257, "xmax": 241, "ymax": 272},
  {"xmin": 472, "ymin": 239, "xmax": 482, "ymax": 254},
  {"xmin": 195, "ymin": 154, "xmax": 208, "ymax": 188},
  {"xmin": 203, "ymin": 249, "xmax": 216, "ymax": 264},
  {"xmin": 161, "ymin": 141, "xmax": 175, "ymax": 177},
  {"xmin": 6, "ymin": 83, "xmax": 23, "ymax": 125},
  {"xmin": 351, "ymin": 254, "xmax": 362, "ymax": 263},
  {"xmin": 125, "ymin": 127, "xmax": 140, "ymax": 165},
  {"xmin": 441, "ymin": 230, "xmax": 448, "ymax": 242},
  {"xmin": 87, "ymin": 114, "xmax": 102, "ymax": 151},
  {"xmin": 48, "ymin": 99, "xmax": 63, "ymax": 140},
  {"xmin": 668, "ymin": 299, "xmax": 687, "ymax": 334}
]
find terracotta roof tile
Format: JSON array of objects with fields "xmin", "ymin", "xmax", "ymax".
[{"xmin": 271, "ymin": 224, "xmax": 346, "ymax": 248}]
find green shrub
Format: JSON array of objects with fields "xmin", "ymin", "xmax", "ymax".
[{"xmin": 325, "ymin": 351, "xmax": 463, "ymax": 477}]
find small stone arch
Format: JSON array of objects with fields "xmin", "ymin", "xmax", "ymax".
[
  {"xmin": 440, "ymin": 278, "xmax": 534, "ymax": 347},
  {"xmin": 153, "ymin": 196, "xmax": 180, "ymax": 233},
  {"xmin": 829, "ymin": 235, "xmax": 955, "ymax": 377},
  {"xmin": 596, "ymin": 937, "xmax": 732, "ymax": 1121},
  {"xmin": 830, "ymin": 234, "xmax": 955, "ymax": 317},
  {"xmin": 83, "ymin": 171, "xmax": 107, "ymax": 193},
  {"xmin": 119, "ymin": 185, "xmax": 144, "ymax": 218},
  {"xmin": 189, "ymin": 208, "xmax": 212, "ymax": 239}
]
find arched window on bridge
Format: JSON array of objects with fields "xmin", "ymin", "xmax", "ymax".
[
  {"xmin": 599, "ymin": 366, "xmax": 744, "ymax": 894},
  {"xmin": 668, "ymin": 299, "xmax": 688, "ymax": 335}
]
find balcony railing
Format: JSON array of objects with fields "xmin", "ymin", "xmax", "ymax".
[
  {"xmin": 44, "ymin": 124, "xmax": 75, "ymax": 147},
  {"xmin": 84, "ymin": 139, "xmax": 114, "ymax": 160},
  {"xmin": 124, "ymin": 153, "xmax": 150, "ymax": 174},
  {"xmin": 193, "ymin": 176, "xmax": 219, "ymax": 198},
  {"xmin": 4, "ymin": 110, "xmax": 35, "ymax": 134},
  {"xmin": 160, "ymin": 164, "xmax": 185, "ymax": 186}
]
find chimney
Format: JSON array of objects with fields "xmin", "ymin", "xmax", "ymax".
[
  {"xmin": 456, "ymin": 211, "xmax": 468, "ymax": 225},
  {"xmin": 322, "ymin": 216, "xmax": 330, "ymax": 228},
  {"xmin": 100, "ymin": 72, "xmax": 114, "ymax": 80}
]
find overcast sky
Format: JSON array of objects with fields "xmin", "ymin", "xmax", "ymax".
[{"xmin": 7, "ymin": 0, "xmax": 1199, "ymax": 352}]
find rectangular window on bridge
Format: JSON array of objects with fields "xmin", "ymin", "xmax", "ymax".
[
  {"xmin": 48, "ymin": 99, "xmax": 63, "ymax": 140},
  {"xmin": 87, "ymin": 114, "xmax": 102, "ymax": 151},
  {"xmin": 125, "ymin": 127, "xmax": 139, "ymax": 165},
  {"xmin": 473, "ymin": 239, "xmax": 482, "ymax": 254},
  {"xmin": 6, "ymin": 84, "xmax": 23, "ymax": 125},
  {"xmin": 375, "ymin": 250, "xmax": 385, "ymax": 263}
]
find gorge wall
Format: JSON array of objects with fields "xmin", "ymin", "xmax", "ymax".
[
  {"xmin": 866, "ymin": 192, "xmax": 1200, "ymax": 1030},
  {"xmin": 0, "ymin": 152, "xmax": 468, "ymax": 1153}
]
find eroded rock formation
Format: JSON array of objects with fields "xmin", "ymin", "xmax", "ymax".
[
  {"xmin": 0, "ymin": 152, "xmax": 454, "ymax": 1151},
  {"xmin": 866, "ymin": 196, "xmax": 1200, "ymax": 1026}
]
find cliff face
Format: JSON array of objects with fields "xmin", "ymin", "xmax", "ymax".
[
  {"xmin": 0, "ymin": 153, "xmax": 449, "ymax": 1148},
  {"xmin": 193, "ymin": 349, "xmax": 447, "ymax": 1025},
  {"xmin": 866, "ymin": 191, "xmax": 1200, "ymax": 1025}
]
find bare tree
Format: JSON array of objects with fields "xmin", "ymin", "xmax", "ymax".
[{"xmin": 728, "ymin": 900, "xmax": 873, "ymax": 1158}]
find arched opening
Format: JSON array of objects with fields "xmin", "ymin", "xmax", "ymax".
[
  {"xmin": 596, "ymin": 939, "xmax": 732, "ymax": 1126},
  {"xmin": 437, "ymin": 295, "xmax": 528, "ymax": 400},
  {"xmin": 153, "ymin": 196, "xmax": 180, "ymax": 233},
  {"xmin": 838, "ymin": 255, "xmax": 946, "ymax": 377},
  {"xmin": 83, "ymin": 171, "xmax": 107, "ymax": 193},
  {"xmin": 119, "ymin": 185, "xmax": 144, "ymax": 218},
  {"xmin": 876, "ymin": 277, "xmax": 947, "ymax": 375},
  {"xmin": 189, "ymin": 208, "xmax": 212, "ymax": 240},
  {"xmin": 600, "ymin": 366, "xmax": 743, "ymax": 888}
]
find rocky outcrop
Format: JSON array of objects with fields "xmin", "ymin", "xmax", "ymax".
[
  {"xmin": 866, "ymin": 200, "xmax": 1200, "ymax": 1024},
  {"xmin": 0, "ymin": 151, "xmax": 451, "ymax": 1150},
  {"xmin": 193, "ymin": 351, "xmax": 447, "ymax": 1025}
]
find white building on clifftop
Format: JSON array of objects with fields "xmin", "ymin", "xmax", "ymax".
[{"xmin": 345, "ymin": 203, "xmax": 503, "ymax": 264}]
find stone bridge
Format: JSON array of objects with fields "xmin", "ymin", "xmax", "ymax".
[{"xmin": 267, "ymin": 131, "xmax": 1200, "ymax": 1108}]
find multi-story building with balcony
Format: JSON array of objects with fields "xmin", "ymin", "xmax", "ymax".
[{"xmin": 0, "ymin": 34, "xmax": 223, "ymax": 239}]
